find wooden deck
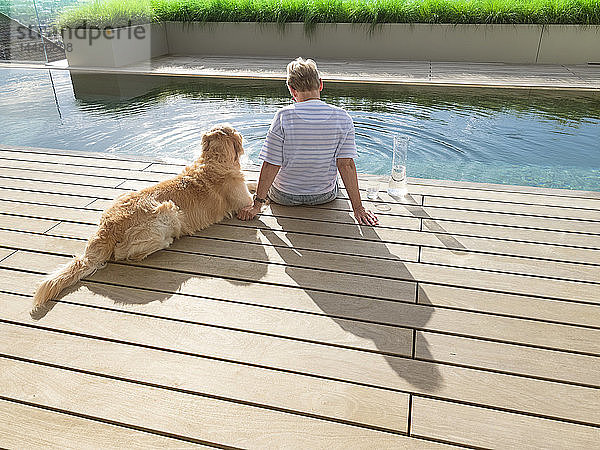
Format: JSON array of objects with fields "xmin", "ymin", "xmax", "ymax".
[{"xmin": 0, "ymin": 144, "xmax": 598, "ymax": 448}]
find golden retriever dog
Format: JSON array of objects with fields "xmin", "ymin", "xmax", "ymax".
[{"xmin": 31, "ymin": 124, "xmax": 254, "ymax": 314}]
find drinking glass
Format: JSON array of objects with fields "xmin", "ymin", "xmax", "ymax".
[
  {"xmin": 388, "ymin": 135, "xmax": 409, "ymax": 197},
  {"xmin": 365, "ymin": 177, "xmax": 383, "ymax": 200}
]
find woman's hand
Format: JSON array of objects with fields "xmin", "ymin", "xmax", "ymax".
[
  {"xmin": 353, "ymin": 206, "xmax": 379, "ymax": 226},
  {"xmin": 237, "ymin": 203, "xmax": 262, "ymax": 221}
]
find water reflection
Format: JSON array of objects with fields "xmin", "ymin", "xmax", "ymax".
[{"xmin": 0, "ymin": 67, "xmax": 598, "ymax": 190}]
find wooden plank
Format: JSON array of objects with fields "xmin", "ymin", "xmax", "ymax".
[
  {"xmin": 0, "ymin": 158, "xmax": 171, "ymax": 183},
  {"xmin": 48, "ymin": 210, "xmax": 600, "ymax": 277},
  {"xmin": 416, "ymin": 332, "xmax": 600, "ymax": 386},
  {"xmin": 105, "ymin": 221, "xmax": 600, "ymax": 264},
  {"xmin": 36, "ymin": 220, "xmax": 598, "ymax": 327},
  {"xmin": 416, "ymin": 185, "xmax": 600, "ymax": 210},
  {"xmin": 420, "ymin": 205, "xmax": 600, "ymax": 235},
  {"xmin": 5, "ymin": 181, "xmax": 598, "ymax": 265},
  {"xmin": 1, "ymin": 170, "xmax": 591, "ymax": 240},
  {"xmin": 0, "ymin": 231, "xmax": 417, "ymax": 302},
  {"xmin": 45, "ymin": 219, "xmax": 600, "ymax": 283},
  {"xmin": 119, "ymin": 178, "xmax": 425, "ymax": 206},
  {"xmin": 422, "ymin": 218, "xmax": 600, "ymax": 250},
  {"xmin": 422, "ymin": 208, "xmax": 600, "ymax": 235},
  {"xmin": 1, "ymin": 286, "xmax": 598, "ymax": 427},
  {"xmin": 418, "ymin": 284, "xmax": 600, "ymax": 328},
  {"xmin": 0, "ymin": 143, "xmax": 156, "ymax": 165},
  {"xmin": 0, "ymin": 188, "xmax": 93, "ymax": 208},
  {"xmin": 86, "ymin": 234, "xmax": 600, "ymax": 303},
  {"xmin": 0, "ymin": 166, "xmax": 124, "ymax": 188},
  {"xmin": 1, "ymin": 267, "xmax": 598, "ymax": 425},
  {"xmin": 0, "ymin": 357, "xmax": 414, "ymax": 448},
  {"xmin": 0, "ymin": 398, "xmax": 203, "ymax": 449},
  {"xmin": 0, "ymin": 312, "xmax": 410, "ymax": 432},
  {"xmin": 0, "ymin": 214, "xmax": 59, "ymax": 234},
  {"xmin": 0, "ymin": 149, "xmax": 151, "ymax": 171},
  {"xmin": 0, "ymin": 176, "xmax": 130, "ymax": 199},
  {"xmin": 2, "ymin": 248, "xmax": 599, "ymax": 356},
  {"xmin": 424, "ymin": 195, "xmax": 600, "ymax": 221},
  {"xmin": 408, "ymin": 176, "xmax": 600, "ymax": 200},
  {"xmin": 4, "ymin": 162, "xmax": 597, "ymax": 236},
  {"xmin": 51, "ymin": 220, "xmax": 421, "ymax": 262},
  {"xmin": 188, "ymin": 215, "xmax": 600, "ymax": 262},
  {"xmin": 421, "ymin": 247, "xmax": 600, "ymax": 283},
  {"xmin": 0, "ymin": 201, "xmax": 101, "ymax": 224},
  {"xmin": 411, "ymin": 397, "xmax": 600, "ymax": 448}
]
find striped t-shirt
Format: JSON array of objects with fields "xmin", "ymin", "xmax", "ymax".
[{"xmin": 258, "ymin": 99, "xmax": 358, "ymax": 195}]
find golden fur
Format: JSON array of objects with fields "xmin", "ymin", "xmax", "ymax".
[{"xmin": 31, "ymin": 124, "xmax": 253, "ymax": 314}]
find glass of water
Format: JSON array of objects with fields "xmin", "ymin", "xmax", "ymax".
[
  {"xmin": 365, "ymin": 177, "xmax": 382, "ymax": 200},
  {"xmin": 388, "ymin": 135, "xmax": 409, "ymax": 197}
]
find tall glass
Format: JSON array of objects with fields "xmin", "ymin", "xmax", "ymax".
[{"xmin": 388, "ymin": 135, "xmax": 409, "ymax": 196}]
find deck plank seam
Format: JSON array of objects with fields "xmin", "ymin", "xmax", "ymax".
[
  {"xmin": 0, "ymin": 249, "xmax": 17, "ymax": 264},
  {"xmin": 1, "ymin": 347, "xmax": 598, "ymax": 431},
  {"xmin": 112, "ymin": 180, "xmax": 129, "ymax": 189},
  {"xmin": 3, "ymin": 277, "xmax": 600, "ymax": 364},
  {"xmin": 83, "ymin": 198, "xmax": 101, "ymax": 208},
  {"xmin": 0, "ymin": 395, "xmax": 236, "ymax": 449},
  {"xmin": 42, "ymin": 221, "xmax": 62, "ymax": 234},
  {"xmin": 4, "ymin": 165, "xmax": 600, "ymax": 213},
  {"xmin": 407, "ymin": 394, "xmax": 413, "ymax": 437}
]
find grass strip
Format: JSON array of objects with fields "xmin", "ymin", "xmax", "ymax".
[{"xmin": 55, "ymin": 0, "xmax": 600, "ymax": 28}]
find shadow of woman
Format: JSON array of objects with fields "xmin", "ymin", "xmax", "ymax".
[
  {"xmin": 31, "ymin": 227, "xmax": 270, "ymax": 319},
  {"xmin": 261, "ymin": 203, "xmax": 443, "ymax": 393}
]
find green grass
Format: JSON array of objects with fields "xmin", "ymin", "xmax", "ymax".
[{"xmin": 57, "ymin": 0, "xmax": 600, "ymax": 29}]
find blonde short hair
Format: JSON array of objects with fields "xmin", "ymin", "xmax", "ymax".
[{"xmin": 286, "ymin": 57, "xmax": 320, "ymax": 92}]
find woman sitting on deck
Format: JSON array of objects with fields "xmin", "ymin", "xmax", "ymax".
[{"xmin": 237, "ymin": 57, "xmax": 379, "ymax": 226}]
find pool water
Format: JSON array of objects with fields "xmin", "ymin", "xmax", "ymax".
[{"xmin": 1, "ymin": 67, "xmax": 599, "ymax": 191}]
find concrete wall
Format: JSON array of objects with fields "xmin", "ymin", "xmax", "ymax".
[
  {"xmin": 537, "ymin": 25, "xmax": 600, "ymax": 64},
  {"xmin": 63, "ymin": 23, "xmax": 168, "ymax": 67},
  {"xmin": 167, "ymin": 22, "xmax": 546, "ymax": 63},
  {"xmin": 64, "ymin": 22, "xmax": 600, "ymax": 67}
]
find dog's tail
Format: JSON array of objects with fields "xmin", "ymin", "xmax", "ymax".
[{"xmin": 31, "ymin": 231, "xmax": 114, "ymax": 315}]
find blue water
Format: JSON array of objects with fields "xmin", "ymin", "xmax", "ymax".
[{"xmin": 0, "ymin": 67, "xmax": 599, "ymax": 191}]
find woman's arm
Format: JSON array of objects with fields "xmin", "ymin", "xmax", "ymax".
[
  {"xmin": 336, "ymin": 158, "xmax": 379, "ymax": 226},
  {"xmin": 237, "ymin": 161, "xmax": 280, "ymax": 220}
]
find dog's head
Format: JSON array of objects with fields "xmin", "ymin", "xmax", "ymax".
[{"xmin": 200, "ymin": 124, "xmax": 244, "ymax": 166}]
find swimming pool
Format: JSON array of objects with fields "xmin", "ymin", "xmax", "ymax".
[{"xmin": 1, "ymin": 67, "xmax": 599, "ymax": 191}]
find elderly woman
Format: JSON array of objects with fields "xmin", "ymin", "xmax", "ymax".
[{"xmin": 237, "ymin": 57, "xmax": 378, "ymax": 226}]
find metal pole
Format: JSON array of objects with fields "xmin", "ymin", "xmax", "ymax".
[{"xmin": 32, "ymin": 0, "xmax": 49, "ymax": 63}]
